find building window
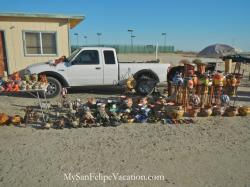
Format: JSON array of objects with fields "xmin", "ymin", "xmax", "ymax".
[{"xmin": 24, "ymin": 32, "xmax": 57, "ymax": 55}]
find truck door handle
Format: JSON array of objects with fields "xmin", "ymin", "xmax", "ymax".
[{"xmin": 95, "ymin": 67, "xmax": 101, "ymax": 70}]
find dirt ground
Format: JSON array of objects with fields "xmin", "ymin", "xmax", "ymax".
[{"xmin": 0, "ymin": 53, "xmax": 250, "ymax": 187}]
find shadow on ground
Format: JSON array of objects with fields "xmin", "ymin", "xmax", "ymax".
[{"xmin": 0, "ymin": 86, "xmax": 124, "ymax": 98}]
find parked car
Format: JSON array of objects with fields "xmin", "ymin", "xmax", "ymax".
[
  {"xmin": 25, "ymin": 47, "xmax": 170, "ymax": 97},
  {"xmin": 222, "ymin": 54, "xmax": 250, "ymax": 63}
]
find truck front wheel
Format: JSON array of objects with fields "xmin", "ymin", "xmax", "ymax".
[
  {"xmin": 45, "ymin": 77, "xmax": 62, "ymax": 98},
  {"xmin": 135, "ymin": 77, "xmax": 157, "ymax": 96}
]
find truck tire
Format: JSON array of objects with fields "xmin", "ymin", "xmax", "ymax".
[
  {"xmin": 135, "ymin": 77, "xmax": 157, "ymax": 96},
  {"xmin": 45, "ymin": 76, "xmax": 62, "ymax": 98}
]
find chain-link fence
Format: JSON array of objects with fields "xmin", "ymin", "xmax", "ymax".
[{"xmin": 71, "ymin": 44, "xmax": 174, "ymax": 54}]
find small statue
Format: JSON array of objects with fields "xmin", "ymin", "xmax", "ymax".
[
  {"xmin": 135, "ymin": 98, "xmax": 151, "ymax": 123},
  {"xmin": 109, "ymin": 104, "xmax": 122, "ymax": 126},
  {"xmin": 172, "ymin": 72, "xmax": 183, "ymax": 85},
  {"xmin": 81, "ymin": 107, "xmax": 96, "ymax": 127},
  {"xmin": 54, "ymin": 116, "xmax": 65, "ymax": 129},
  {"xmin": 96, "ymin": 103, "xmax": 110, "ymax": 127}
]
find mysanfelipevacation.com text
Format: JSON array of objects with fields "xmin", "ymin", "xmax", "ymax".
[{"xmin": 64, "ymin": 172, "xmax": 165, "ymax": 183}]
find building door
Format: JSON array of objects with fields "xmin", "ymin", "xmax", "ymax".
[{"xmin": 0, "ymin": 31, "xmax": 7, "ymax": 77}]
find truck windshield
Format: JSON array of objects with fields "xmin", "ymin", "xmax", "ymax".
[{"xmin": 67, "ymin": 48, "xmax": 81, "ymax": 62}]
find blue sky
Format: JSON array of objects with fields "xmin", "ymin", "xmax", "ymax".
[{"xmin": 0, "ymin": 0, "xmax": 249, "ymax": 51}]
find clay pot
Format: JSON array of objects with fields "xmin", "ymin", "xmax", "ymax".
[
  {"xmin": 238, "ymin": 106, "xmax": 250, "ymax": 116},
  {"xmin": 224, "ymin": 106, "xmax": 238, "ymax": 117},
  {"xmin": 167, "ymin": 105, "xmax": 184, "ymax": 119},
  {"xmin": 212, "ymin": 106, "xmax": 223, "ymax": 116},
  {"xmin": 200, "ymin": 106, "xmax": 212, "ymax": 117},
  {"xmin": 11, "ymin": 115, "xmax": 22, "ymax": 125},
  {"xmin": 0, "ymin": 113, "xmax": 9, "ymax": 125},
  {"xmin": 187, "ymin": 107, "xmax": 200, "ymax": 117}
]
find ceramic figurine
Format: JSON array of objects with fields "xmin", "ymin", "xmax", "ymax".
[
  {"xmin": 20, "ymin": 81, "xmax": 27, "ymax": 90},
  {"xmin": 172, "ymin": 72, "xmax": 183, "ymax": 85},
  {"xmin": 109, "ymin": 104, "xmax": 122, "ymax": 126},
  {"xmin": 23, "ymin": 106, "xmax": 39, "ymax": 126},
  {"xmin": 96, "ymin": 103, "xmax": 110, "ymax": 126},
  {"xmin": 86, "ymin": 97, "xmax": 97, "ymax": 111},
  {"xmin": 54, "ymin": 116, "xmax": 65, "ymax": 129},
  {"xmin": 81, "ymin": 108, "xmax": 96, "ymax": 127},
  {"xmin": 135, "ymin": 100, "xmax": 151, "ymax": 123},
  {"xmin": 24, "ymin": 74, "xmax": 30, "ymax": 82},
  {"xmin": 39, "ymin": 74, "xmax": 48, "ymax": 83},
  {"xmin": 71, "ymin": 116, "xmax": 80, "ymax": 128},
  {"xmin": 220, "ymin": 94, "xmax": 230, "ymax": 106},
  {"xmin": 31, "ymin": 74, "xmax": 38, "ymax": 82}
]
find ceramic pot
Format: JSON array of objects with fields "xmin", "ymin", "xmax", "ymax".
[
  {"xmin": 212, "ymin": 106, "xmax": 223, "ymax": 116},
  {"xmin": 167, "ymin": 105, "xmax": 184, "ymax": 119},
  {"xmin": 188, "ymin": 107, "xmax": 200, "ymax": 117},
  {"xmin": 0, "ymin": 113, "xmax": 9, "ymax": 125},
  {"xmin": 200, "ymin": 106, "xmax": 212, "ymax": 117},
  {"xmin": 238, "ymin": 106, "xmax": 250, "ymax": 116},
  {"xmin": 224, "ymin": 106, "xmax": 238, "ymax": 117},
  {"xmin": 11, "ymin": 115, "xmax": 22, "ymax": 125}
]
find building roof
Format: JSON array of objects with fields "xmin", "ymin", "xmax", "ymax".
[{"xmin": 0, "ymin": 12, "xmax": 85, "ymax": 28}]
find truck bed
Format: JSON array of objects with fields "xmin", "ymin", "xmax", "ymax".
[{"xmin": 119, "ymin": 63, "xmax": 170, "ymax": 83}]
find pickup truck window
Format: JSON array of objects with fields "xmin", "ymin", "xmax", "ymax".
[
  {"xmin": 67, "ymin": 48, "xmax": 81, "ymax": 62},
  {"xmin": 104, "ymin": 50, "xmax": 116, "ymax": 64},
  {"xmin": 74, "ymin": 50, "xmax": 99, "ymax": 65}
]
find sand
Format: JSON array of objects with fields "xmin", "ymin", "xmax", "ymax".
[{"xmin": 0, "ymin": 53, "xmax": 250, "ymax": 187}]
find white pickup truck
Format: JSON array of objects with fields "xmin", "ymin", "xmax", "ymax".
[{"xmin": 25, "ymin": 47, "xmax": 170, "ymax": 97}]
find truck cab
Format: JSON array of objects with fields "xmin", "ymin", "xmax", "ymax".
[
  {"xmin": 26, "ymin": 47, "xmax": 170, "ymax": 97},
  {"xmin": 66, "ymin": 47, "xmax": 119, "ymax": 86}
]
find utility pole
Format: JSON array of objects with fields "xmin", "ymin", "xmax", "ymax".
[
  {"xmin": 127, "ymin": 29, "xmax": 134, "ymax": 47},
  {"xmin": 84, "ymin": 36, "xmax": 88, "ymax": 45},
  {"xmin": 97, "ymin": 32, "xmax": 102, "ymax": 46},
  {"xmin": 161, "ymin": 32, "xmax": 166, "ymax": 47},
  {"xmin": 74, "ymin": 33, "xmax": 79, "ymax": 47}
]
